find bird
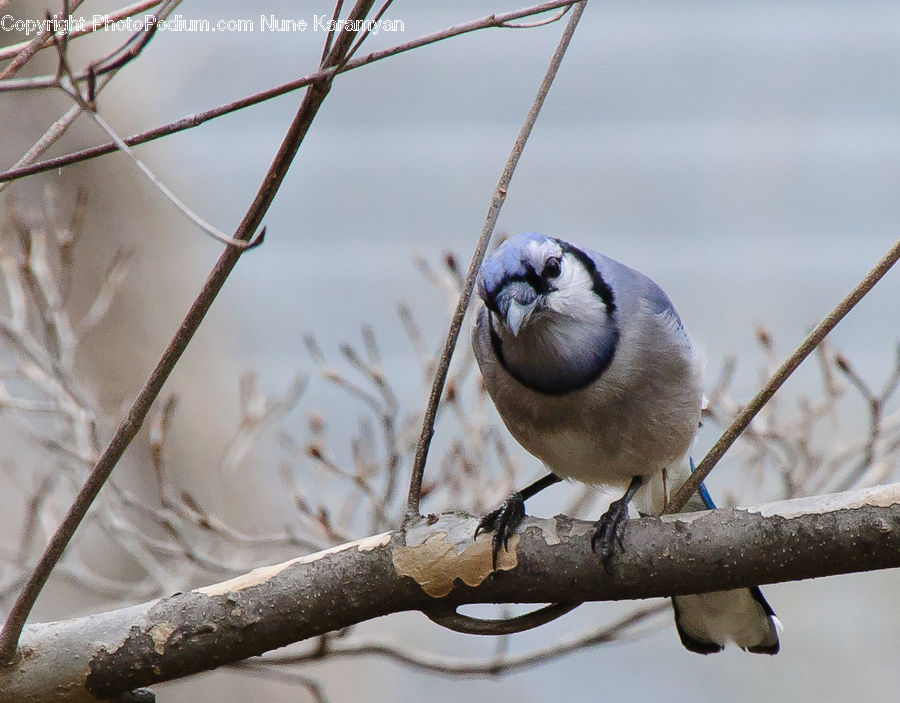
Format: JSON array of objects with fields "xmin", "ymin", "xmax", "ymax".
[{"xmin": 470, "ymin": 231, "xmax": 780, "ymax": 655}]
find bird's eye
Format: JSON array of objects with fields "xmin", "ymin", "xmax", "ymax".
[{"xmin": 542, "ymin": 256, "xmax": 561, "ymax": 279}]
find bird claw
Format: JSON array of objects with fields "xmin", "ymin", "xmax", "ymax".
[
  {"xmin": 475, "ymin": 492, "xmax": 526, "ymax": 570},
  {"xmin": 591, "ymin": 496, "xmax": 630, "ymax": 573}
]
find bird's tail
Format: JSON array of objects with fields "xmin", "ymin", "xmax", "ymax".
[{"xmin": 636, "ymin": 459, "xmax": 781, "ymax": 655}]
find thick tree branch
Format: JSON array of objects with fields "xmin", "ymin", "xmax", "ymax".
[{"xmin": 1, "ymin": 483, "xmax": 898, "ymax": 702}]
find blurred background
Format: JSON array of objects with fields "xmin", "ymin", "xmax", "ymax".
[{"xmin": 2, "ymin": 1, "xmax": 900, "ymax": 701}]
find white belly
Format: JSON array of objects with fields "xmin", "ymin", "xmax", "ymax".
[{"xmin": 494, "ymin": 385, "xmax": 700, "ymax": 487}]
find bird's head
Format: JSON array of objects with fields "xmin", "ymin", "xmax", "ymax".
[
  {"xmin": 477, "ymin": 236, "xmax": 561, "ymax": 336},
  {"xmin": 475, "ymin": 233, "xmax": 619, "ymax": 394},
  {"xmin": 477, "ymin": 233, "xmax": 615, "ymax": 335}
]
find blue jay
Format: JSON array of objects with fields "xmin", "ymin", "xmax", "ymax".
[{"xmin": 471, "ymin": 232, "xmax": 780, "ymax": 655}]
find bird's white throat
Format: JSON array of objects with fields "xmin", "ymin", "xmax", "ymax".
[{"xmin": 496, "ymin": 278, "xmax": 614, "ymax": 394}]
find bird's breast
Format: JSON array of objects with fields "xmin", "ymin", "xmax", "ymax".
[{"xmin": 473, "ymin": 307, "xmax": 703, "ymax": 485}]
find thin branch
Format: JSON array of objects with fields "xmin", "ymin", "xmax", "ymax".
[
  {"xmin": 666, "ymin": 238, "xmax": 900, "ymax": 513},
  {"xmin": 0, "ymin": 0, "xmax": 377, "ymax": 661},
  {"xmin": 405, "ymin": 1, "xmax": 588, "ymax": 518},
  {"xmin": 0, "ymin": 1, "xmax": 182, "ymax": 195},
  {"xmin": 319, "ymin": 0, "xmax": 345, "ymax": 65},
  {"xmin": 0, "ymin": 0, "xmax": 86, "ymax": 80},
  {"xmin": 425, "ymin": 602, "xmax": 580, "ymax": 635},
  {"xmin": 0, "ymin": 0, "xmax": 582, "ymax": 184},
  {"xmin": 86, "ymin": 112, "xmax": 254, "ymax": 248},
  {"xmin": 43, "ymin": 19, "xmax": 246, "ymax": 249},
  {"xmin": 830, "ymin": 349, "xmax": 900, "ymax": 493},
  {"xmin": 249, "ymin": 603, "xmax": 667, "ymax": 676},
  {"xmin": 880, "ymin": 343, "xmax": 900, "ymax": 399},
  {"xmin": 85, "ymin": 3, "xmax": 164, "ymax": 78},
  {"xmin": 220, "ymin": 373, "xmax": 307, "ymax": 480},
  {"xmin": 13, "ymin": 475, "xmax": 57, "ymax": 568},
  {"xmin": 235, "ymin": 665, "xmax": 328, "ymax": 703},
  {"xmin": 337, "ymin": 0, "xmax": 395, "ymax": 71},
  {"xmin": 0, "ymin": 0, "xmax": 162, "ymax": 62},
  {"xmin": 501, "ymin": 5, "xmax": 572, "ymax": 28},
  {"xmin": 0, "ymin": 103, "xmax": 83, "ymax": 195},
  {"xmin": 77, "ymin": 250, "xmax": 133, "ymax": 337}
]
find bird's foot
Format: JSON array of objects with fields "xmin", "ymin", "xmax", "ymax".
[
  {"xmin": 475, "ymin": 492, "xmax": 526, "ymax": 570},
  {"xmin": 591, "ymin": 495, "xmax": 631, "ymax": 573}
]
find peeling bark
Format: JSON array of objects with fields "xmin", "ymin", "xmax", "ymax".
[{"xmin": 1, "ymin": 484, "xmax": 898, "ymax": 702}]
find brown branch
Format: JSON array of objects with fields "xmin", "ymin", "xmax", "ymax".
[
  {"xmin": 244, "ymin": 603, "xmax": 667, "ymax": 676},
  {"xmin": 0, "ymin": 0, "xmax": 581, "ymax": 184},
  {"xmin": 0, "ymin": 483, "xmax": 897, "ymax": 700},
  {"xmin": 0, "ymin": 1, "xmax": 162, "ymax": 63},
  {"xmin": 45, "ymin": 30, "xmax": 249, "ymax": 250},
  {"xmin": 405, "ymin": 1, "xmax": 588, "ymax": 518},
  {"xmin": 425, "ymin": 602, "xmax": 580, "ymax": 635},
  {"xmin": 666, "ymin": 237, "xmax": 900, "ymax": 513},
  {"xmin": 235, "ymin": 666, "xmax": 327, "ymax": 703},
  {"xmin": 0, "ymin": 1, "xmax": 183, "ymax": 196},
  {"xmin": 319, "ymin": 0, "xmax": 345, "ymax": 66},
  {"xmin": 0, "ymin": 0, "xmax": 377, "ymax": 662},
  {"xmin": 0, "ymin": 0, "xmax": 86, "ymax": 80}
]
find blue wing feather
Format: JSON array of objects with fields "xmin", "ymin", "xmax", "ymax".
[{"xmin": 689, "ymin": 456, "xmax": 717, "ymax": 510}]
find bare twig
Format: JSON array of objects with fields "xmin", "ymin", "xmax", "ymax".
[
  {"xmin": 0, "ymin": 0, "xmax": 582, "ymax": 184},
  {"xmin": 85, "ymin": 4, "xmax": 164, "ymax": 78},
  {"xmin": 501, "ymin": 5, "xmax": 572, "ymax": 28},
  {"xmin": 829, "ymin": 348, "xmax": 900, "ymax": 492},
  {"xmin": 235, "ymin": 665, "xmax": 328, "ymax": 703},
  {"xmin": 0, "ymin": 1, "xmax": 182, "ymax": 195},
  {"xmin": 0, "ymin": 0, "xmax": 162, "ymax": 62},
  {"xmin": 77, "ymin": 250, "xmax": 133, "ymax": 337},
  {"xmin": 249, "ymin": 603, "xmax": 668, "ymax": 676},
  {"xmin": 425, "ymin": 602, "xmax": 580, "ymax": 635},
  {"xmin": 405, "ymin": 2, "xmax": 588, "ymax": 519},
  {"xmin": 667, "ymin": 238, "xmax": 900, "ymax": 513},
  {"xmin": 319, "ymin": 0, "xmax": 345, "ymax": 65},
  {"xmin": 0, "ymin": 0, "xmax": 86, "ymax": 80},
  {"xmin": 337, "ymin": 0, "xmax": 395, "ymax": 71},
  {"xmin": 43, "ymin": 21, "xmax": 249, "ymax": 249},
  {"xmin": 84, "ymin": 113, "xmax": 252, "ymax": 248},
  {"xmin": 220, "ymin": 372, "xmax": 306, "ymax": 480}
]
